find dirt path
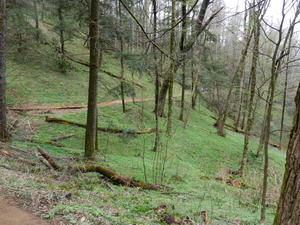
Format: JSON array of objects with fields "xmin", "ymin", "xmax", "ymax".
[
  {"xmin": 9, "ymin": 94, "xmax": 183, "ymax": 114},
  {"xmin": 0, "ymin": 194, "xmax": 51, "ymax": 225}
]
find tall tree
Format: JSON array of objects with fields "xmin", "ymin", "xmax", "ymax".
[
  {"xmin": 260, "ymin": 1, "xmax": 300, "ymax": 221},
  {"xmin": 166, "ymin": 0, "xmax": 176, "ymax": 136},
  {"xmin": 215, "ymin": 17, "xmax": 253, "ymax": 136},
  {"xmin": 0, "ymin": 0, "xmax": 8, "ymax": 142},
  {"xmin": 85, "ymin": 0, "xmax": 100, "ymax": 160},
  {"xmin": 118, "ymin": 1, "xmax": 126, "ymax": 113},
  {"xmin": 237, "ymin": 1, "xmax": 261, "ymax": 175},
  {"xmin": 273, "ymin": 81, "xmax": 300, "ymax": 225},
  {"xmin": 152, "ymin": 0, "xmax": 160, "ymax": 152},
  {"xmin": 178, "ymin": 0, "xmax": 187, "ymax": 121},
  {"xmin": 156, "ymin": 0, "xmax": 221, "ymax": 117}
]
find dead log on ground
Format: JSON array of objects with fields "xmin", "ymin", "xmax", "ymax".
[
  {"xmin": 0, "ymin": 149, "xmax": 37, "ymax": 166},
  {"xmin": 21, "ymin": 138, "xmax": 65, "ymax": 147},
  {"xmin": 37, "ymin": 147, "xmax": 169, "ymax": 190},
  {"xmin": 45, "ymin": 116, "xmax": 158, "ymax": 135},
  {"xmin": 37, "ymin": 147, "xmax": 62, "ymax": 170},
  {"xmin": 51, "ymin": 133, "xmax": 75, "ymax": 142}
]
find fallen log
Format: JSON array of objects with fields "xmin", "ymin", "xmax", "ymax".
[
  {"xmin": 45, "ymin": 116, "xmax": 158, "ymax": 135},
  {"xmin": 37, "ymin": 147, "xmax": 62, "ymax": 170},
  {"xmin": 9, "ymin": 103, "xmax": 87, "ymax": 112},
  {"xmin": 51, "ymin": 133, "xmax": 75, "ymax": 142},
  {"xmin": 0, "ymin": 149, "xmax": 37, "ymax": 166},
  {"xmin": 37, "ymin": 147, "xmax": 169, "ymax": 190},
  {"xmin": 21, "ymin": 138, "xmax": 65, "ymax": 147}
]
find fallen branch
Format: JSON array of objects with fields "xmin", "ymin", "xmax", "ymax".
[
  {"xmin": 45, "ymin": 116, "xmax": 158, "ymax": 135},
  {"xmin": 37, "ymin": 147, "xmax": 62, "ymax": 170},
  {"xmin": 21, "ymin": 138, "xmax": 65, "ymax": 147},
  {"xmin": 0, "ymin": 149, "xmax": 37, "ymax": 166},
  {"xmin": 37, "ymin": 147, "xmax": 169, "ymax": 190},
  {"xmin": 50, "ymin": 133, "xmax": 75, "ymax": 142},
  {"xmin": 9, "ymin": 103, "xmax": 86, "ymax": 112}
]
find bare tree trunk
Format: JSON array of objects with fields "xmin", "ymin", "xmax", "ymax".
[
  {"xmin": 58, "ymin": 3, "xmax": 65, "ymax": 57},
  {"xmin": 166, "ymin": 0, "xmax": 176, "ymax": 136},
  {"xmin": 119, "ymin": 2, "xmax": 126, "ymax": 113},
  {"xmin": 156, "ymin": 0, "xmax": 214, "ymax": 117},
  {"xmin": 261, "ymin": 4, "xmax": 299, "ymax": 220},
  {"xmin": 255, "ymin": 88, "xmax": 270, "ymax": 158},
  {"xmin": 216, "ymin": 27, "xmax": 253, "ymax": 136},
  {"xmin": 85, "ymin": 0, "xmax": 99, "ymax": 160},
  {"xmin": 33, "ymin": 0, "xmax": 39, "ymax": 41},
  {"xmin": 273, "ymin": 83, "xmax": 300, "ymax": 225},
  {"xmin": 279, "ymin": 30, "xmax": 293, "ymax": 149},
  {"xmin": 179, "ymin": 0, "xmax": 187, "ymax": 121},
  {"xmin": 0, "ymin": 0, "xmax": 8, "ymax": 142},
  {"xmin": 237, "ymin": 13, "xmax": 260, "ymax": 176},
  {"xmin": 152, "ymin": 0, "xmax": 160, "ymax": 152}
]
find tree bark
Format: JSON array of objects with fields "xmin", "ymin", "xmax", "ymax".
[
  {"xmin": 179, "ymin": 0, "xmax": 187, "ymax": 121},
  {"xmin": 0, "ymin": 0, "xmax": 8, "ymax": 142},
  {"xmin": 85, "ymin": 0, "xmax": 100, "ymax": 160},
  {"xmin": 273, "ymin": 82, "xmax": 300, "ymax": 225},
  {"xmin": 33, "ymin": 0, "xmax": 40, "ymax": 41},
  {"xmin": 237, "ymin": 13, "xmax": 260, "ymax": 176},
  {"xmin": 152, "ymin": 0, "xmax": 160, "ymax": 152},
  {"xmin": 215, "ymin": 27, "xmax": 254, "ymax": 137},
  {"xmin": 166, "ymin": 0, "xmax": 176, "ymax": 136},
  {"xmin": 119, "ymin": 1, "xmax": 126, "ymax": 113},
  {"xmin": 156, "ymin": 0, "xmax": 215, "ymax": 117}
]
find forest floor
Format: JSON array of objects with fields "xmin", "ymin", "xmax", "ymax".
[
  {"xmin": 0, "ymin": 187, "xmax": 53, "ymax": 225},
  {"xmin": 0, "ymin": 41, "xmax": 287, "ymax": 224}
]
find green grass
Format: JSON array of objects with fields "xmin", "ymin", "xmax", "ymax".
[
  {"xmin": 3, "ymin": 37, "xmax": 286, "ymax": 225},
  {"xmin": 9, "ymin": 99, "xmax": 285, "ymax": 225}
]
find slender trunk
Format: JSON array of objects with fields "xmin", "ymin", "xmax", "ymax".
[
  {"xmin": 234, "ymin": 0, "xmax": 249, "ymax": 131},
  {"xmin": 179, "ymin": 0, "xmax": 187, "ymax": 121},
  {"xmin": 234, "ymin": 70, "xmax": 245, "ymax": 130},
  {"xmin": 152, "ymin": 0, "xmax": 160, "ymax": 152},
  {"xmin": 34, "ymin": 0, "xmax": 39, "ymax": 41},
  {"xmin": 119, "ymin": 2, "xmax": 126, "ymax": 113},
  {"xmin": 216, "ymin": 28, "xmax": 254, "ymax": 136},
  {"xmin": 273, "ymin": 83, "xmax": 300, "ymax": 225},
  {"xmin": 241, "ymin": 72, "xmax": 252, "ymax": 130},
  {"xmin": 0, "ymin": 0, "xmax": 8, "ymax": 142},
  {"xmin": 237, "ymin": 15, "xmax": 260, "ymax": 176},
  {"xmin": 256, "ymin": 88, "xmax": 270, "ymax": 158},
  {"xmin": 85, "ymin": 0, "xmax": 99, "ymax": 160},
  {"xmin": 279, "ymin": 31, "xmax": 293, "ymax": 149},
  {"xmin": 260, "ymin": 74, "xmax": 276, "ymax": 223},
  {"xmin": 58, "ymin": 4, "xmax": 65, "ymax": 56},
  {"xmin": 156, "ymin": 0, "xmax": 212, "ymax": 116},
  {"xmin": 166, "ymin": 0, "xmax": 176, "ymax": 136}
]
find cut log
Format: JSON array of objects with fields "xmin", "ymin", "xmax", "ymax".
[
  {"xmin": 51, "ymin": 133, "xmax": 75, "ymax": 142},
  {"xmin": 45, "ymin": 116, "xmax": 158, "ymax": 135},
  {"xmin": 37, "ymin": 147, "xmax": 169, "ymax": 190}
]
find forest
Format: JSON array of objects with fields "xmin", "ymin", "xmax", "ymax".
[{"xmin": 0, "ymin": 0, "xmax": 299, "ymax": 224}]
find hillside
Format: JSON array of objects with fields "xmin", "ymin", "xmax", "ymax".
[{"xmin": 0, "ymin": 39, "xmax": 286, "ymax": 225}]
